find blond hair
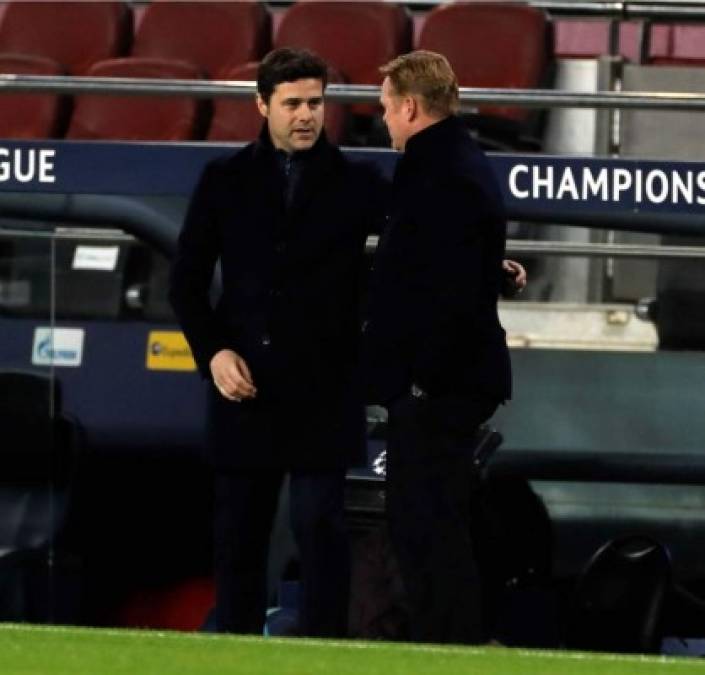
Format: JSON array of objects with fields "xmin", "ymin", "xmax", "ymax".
[{"xmin": 379, "ymin": 50, "xmax": 459, "ymax": 117}]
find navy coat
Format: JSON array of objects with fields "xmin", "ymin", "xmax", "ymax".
[
  {"xmin": 169, "ymin": 128, "xmax": 384, "ymax": 470},
  {"xmin": 363, "ymin": 115, "xmax": 512, "ymax": 406}
]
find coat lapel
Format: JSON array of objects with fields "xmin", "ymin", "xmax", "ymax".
[
  {"xmin": 245, "ymin": 132, "xmax": 286, "ymax": 235},
  {"xmin": 241, "ymin": 126, "xmax": 341, "ymax": 240}
]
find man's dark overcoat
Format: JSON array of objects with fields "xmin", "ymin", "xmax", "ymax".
[
  {"xmin": 364, "ymin": 115, "xmax": 512, "ymax": 407},
  {"xmin": 169, "ymin": 128, "xmax": 383, "ymax": 470}
]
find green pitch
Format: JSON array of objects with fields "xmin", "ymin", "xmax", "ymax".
[{"xmin": 2, "ymin": 623, "xmax": 705, "ymax": 675}]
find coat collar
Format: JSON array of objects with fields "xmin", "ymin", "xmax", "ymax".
[
  {"xmin": 252, "ymin": 121, "xmax": 332, "ymax": 168},
  {"xmin": 403, "ymin": 115, "xmax": 466, "ymax": 161},
  {"xmin": 251, "ymin": 122, "xmax": 340, "ymax": 220},
  {"xmin": 394, "ymin": 115, "xmax": 469, "ymax": 184}
]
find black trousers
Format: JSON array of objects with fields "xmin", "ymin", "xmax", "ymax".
[
  {"xmin": 386, "ymin": 394, "xmax": 498, "ymax": 644},
  {"xmin": 213, "ymin": 468, "xmax": 349, "ymax": 637}
]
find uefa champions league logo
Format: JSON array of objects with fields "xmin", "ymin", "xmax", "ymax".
[{"xmin": 372, "ymin": 450, "xmax": 386, "ymax": 477}]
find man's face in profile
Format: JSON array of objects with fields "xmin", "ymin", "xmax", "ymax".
[
  {"xmin": 257, "ymin": 78, "xmax": 325, "ymax": 154},
  {"xmin": 380, "ymin": 76, "xmax": 409, "ymax": 152}
]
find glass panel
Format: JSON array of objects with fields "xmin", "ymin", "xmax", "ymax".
[
  {"xmin": 0, "ymin": 223, "xmax": 56, "ymax": 623},
  {"xmin": 33, "ymin": 224, "xmax": 211, "ymax": 630}
]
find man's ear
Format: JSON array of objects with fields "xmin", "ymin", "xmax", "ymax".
[
  {"xmin": 256, "ymin": 93, "xmax": 268, "ymax": 119},
  {"xmin": 404, "ymin": 95, "xmax": 418, "ymax": 122}
]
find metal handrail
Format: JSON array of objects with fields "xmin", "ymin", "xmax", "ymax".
[
  {"xmin": 0, "ymin": 227, "xmax": 134, "ymax": 242},
  {"xmin": 534, "ymin": 0, "xmax": 705, "ymax": 19},
  {"xmin": 365, "ymin": 235, "xmax": 705, "ymax": 259},
  {"xmin": 5, "ymin": 226, "xmax": 705, "ymax": 261},
  {"xmin": 400, "ymin": 0, "xmax": 705, "ymax": 20},
  {"xmin": 505, "ymin": 239, "xmax": 705, "ymax": 258},
  {"xmin": 4, "ymin": 75, "xmax": 705, "ymax": 111}
]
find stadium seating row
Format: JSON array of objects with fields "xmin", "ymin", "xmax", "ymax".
[
  {"xmin": 0, "ymin": 1, "xmax": 548, "ymax": 142},
  {"xmin": 555, "ymin": 19, "xmax": 705, "ymax": 64},
  {"xmin": 1, "ymin": 2, "xmax": 705, "ymax": 143}
]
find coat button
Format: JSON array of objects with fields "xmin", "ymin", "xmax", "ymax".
[
  {"xmin": 361, "ymin": 319, "xmax": 370, "ymax": 334},
  {"xmin": 261, "ymin": 334, "xmax": 271, "ymax": 347}
]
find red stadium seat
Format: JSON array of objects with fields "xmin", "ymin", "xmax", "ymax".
[
  {"xmin": 0, "ymin": 2, "xmax": 131, "ymax": 75},
  {"xmin": 646, "ymin": 24, "xmax": 671, "ymax": 63},
  {"xmin": 208, "ymin": 61, "xmax": 348, "ymax": 145},
  {"xmin": 670, "ymin": 24, "xmax": 705, "ymax": 63},
  {"xmin": 131, "ymin": 1, "xmax": 271, "ymax": 78},
  {"xmin": 552, "ymin": 19, "xmax": 651, "ymax": 63},
  {"xmin": 66, "ymin": 58, "xmax": 204, "ymax": 141},
  {"xmin": 208, "ymin": 62, "xmax": 263, "ymax": 143},
  {"xmin": 553, "ymin": 19, "xmax": 612, "ymax": 59},
  {"xmin": 275, "ymin": 1, "xmax": 412, "ymax": 117},
  {"xmin": 0, "ymin": 54, "xmax": 67, "ymax": 138},
  {"xmin": 649, "ymin": 24, "xmax": 705, "ymax": 65},
  {"xmin": 619, "ymin": 21, "xmax": 651, "ymax": 63},
  {"xmin": 418, "ymin": 2, "xmax": 551, "ymax": 124}
]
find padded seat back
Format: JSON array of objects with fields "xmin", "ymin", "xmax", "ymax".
[
  {"xmin": 66, "ymin": 58, "xmax": 204, "ymax": 141},
  {"xmin": 418, "ymin": 2, "xmax": 550, "ymax": 123},
  {"xmin": 553, "ymin": 19, "xmax": 612, "ymax": 59},
  {"xmin": 0, "ymin": 1, "xmax": 131, "ymax": 75},
  {"xmin": 649, "ymin": 24, "xmax": 705, "ymax": 65},
  {"xmin": 0, "ymin": 54, "xmax": 66, "ymax": 138},
  {"xmin": 275, "ymin": 2, "xmax": 411, "ymax": 116},
  {"xmin": 132, "ymin": 1, "xmax": 271, "ymax": 78}
]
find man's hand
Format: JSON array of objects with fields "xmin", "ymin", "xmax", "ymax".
[
  {"xmin": 210, "ymin": 349, "xmax": 257, "ymax": 402},
  {"xmin": 502, "ymin": 259, "xmax": 527, "ymax": 295}
]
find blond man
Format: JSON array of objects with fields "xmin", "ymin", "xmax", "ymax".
[{"xmin": 363, "ymin": 51, "xmax": 512, "ymax": 644}]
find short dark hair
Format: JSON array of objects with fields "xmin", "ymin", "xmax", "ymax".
[{"xmin": 257, "ymin": 48, "xmax": 328, "ymax": 104}]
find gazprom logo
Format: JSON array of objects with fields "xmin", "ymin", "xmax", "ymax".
[{"xmin": 31, "ymin": 327, "xmax": 84, "ymax": 367}]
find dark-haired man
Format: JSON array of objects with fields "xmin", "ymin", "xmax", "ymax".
[
  {"xmin": 363, "ymin": 50, "xmax": 513, "ymax": 644},
  {"xmin": 169, "ymin": 48, "xmax": 384, "ymax": 637}
]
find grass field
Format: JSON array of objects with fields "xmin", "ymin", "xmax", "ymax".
[{"xmin": 2, "ymin": 624, "xmax": 705, "ymax": 675}]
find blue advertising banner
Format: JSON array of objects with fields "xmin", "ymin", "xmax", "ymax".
[
  {"xmin": 2, "ymin": 139, "xmax": 705, "ymax": 220},
  {"xmin": 492, "ymin": 154, "xmax": 705, "ymax": 217}
]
